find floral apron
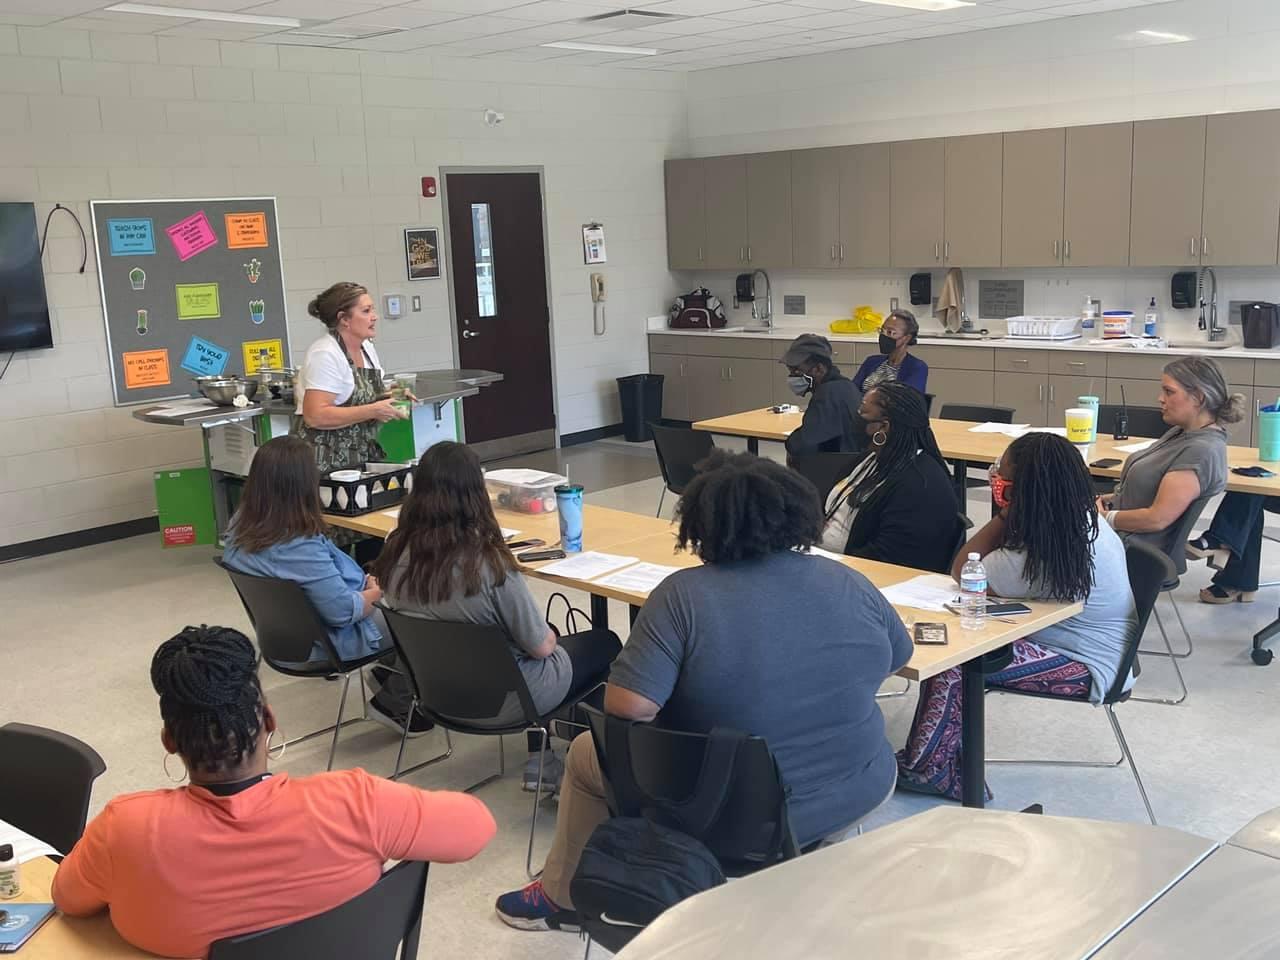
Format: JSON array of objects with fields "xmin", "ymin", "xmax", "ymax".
[{"xmin": 294, "ymin": 334, "xmax": 387, "ymax": 547}]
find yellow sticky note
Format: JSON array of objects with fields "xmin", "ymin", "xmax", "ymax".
[
  {"xmin": 176, "ymin": 282, "xmax": 221, "ymax": 320},
  {"xmin": 242, "ymin": 338, "xmax": 284, "ymax": 375}
]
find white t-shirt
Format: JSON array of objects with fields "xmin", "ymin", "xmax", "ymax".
[{"xmin": 296, "ymin": 334, "xmax": 383, "ymax": 414}]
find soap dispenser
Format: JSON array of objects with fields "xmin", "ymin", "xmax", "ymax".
[{"xmin": 1144, "ymin": 297, "xmax": 1160, "ymax": 338}]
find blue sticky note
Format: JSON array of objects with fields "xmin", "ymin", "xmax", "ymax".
[
  {"xmin": 180, "ymin": 335, "xmax": 230, "ymax": 376},
  {"xmin": 108, "ymin": 218, "xmax": 155, "ymax": 256}
]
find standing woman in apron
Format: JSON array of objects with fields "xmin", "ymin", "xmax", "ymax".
[{"xmin": 295, "ymin": 282, "xmax": 408, "ymax": 551}]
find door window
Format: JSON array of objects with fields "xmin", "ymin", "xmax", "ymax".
[{"xmin": 472, "ymin": 203, "xmax": 496, "ymax": 318}]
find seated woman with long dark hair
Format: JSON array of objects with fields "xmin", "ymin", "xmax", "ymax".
[
  {"xmin": 897, "ymin": 433, "xmax": 1137, "ymax": 800},
  {"xmin": 53, "ymin": 625, "xmax": 495, "ymax": 959},
  {"xmin": 820, "ymin": 380, "xmax": 960, "ymax": 573},
  {"xmin": 372, "ymin": 441, "xmax": 621, "ymax": 792},
  {"xmin": 221, "ymin": 436, "xmax": 425, "ymax": 736}
]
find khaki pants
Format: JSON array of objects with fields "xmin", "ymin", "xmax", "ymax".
[{"xmin": 541, "ymin": 731, "xmax": 609, "ymax": 910}]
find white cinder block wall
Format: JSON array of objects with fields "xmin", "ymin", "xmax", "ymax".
[
  {"xmin": 681, "ymin": 0, "xmax": 1280, "ymax": 341},
  {"xmin": 0, "ymin": 26, "xmax": 686, "ymax": 548}
]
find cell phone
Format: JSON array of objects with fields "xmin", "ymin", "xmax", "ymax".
[
  {"xmin": 985, "ymin": 602, "xmax": 1033, "ymax": 617},
  {"xmin": 505, "ymin": 538, "xmax": 545, "ymax": 550},
  {"xmin": 1090, "ymin": 458, "xmax": 1122, "ymax": 468},
  {"xmin": 914, "ymin": 622, "xmax": 948, "ymax": 645},
  {"xmin": 517, "ymin": 548, "xmax": 566, "ymax": 562},
  {"xmin": 1233, "ymin": 466, "xmax": 1277, "ymax": 478}
]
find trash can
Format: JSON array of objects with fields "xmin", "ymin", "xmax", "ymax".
[{"xmin": 617, "ymin": 373, "xmax": 664, "ymax": 442}]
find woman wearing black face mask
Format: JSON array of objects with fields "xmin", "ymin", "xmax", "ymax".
[
  {"xmin": 780, "ymin": 333, "xmax": 865, "ymax": 460},
  {"xmin": 853, "ymin": 309, "xmax": 928, "ymax": 395}
]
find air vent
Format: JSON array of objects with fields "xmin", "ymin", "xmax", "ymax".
[
  {"xmin": 286, "ymin": 22, "xmax": 404, "ymax": 40},
  {"xmin": 579, "ymin": 8, "xmax": 685, "ymax": 28}
]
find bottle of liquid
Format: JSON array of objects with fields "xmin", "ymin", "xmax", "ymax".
[
  {"xmin": 1144, "ymin": 297, "xmax": 1160, "ymax": 338},
  {"xmin": 959, "ymin": 553, "xmax": 988, "ymax": 630},
  {"xmin": 0, "ymin": 844, "xmax": 20, "ymax": 899}
]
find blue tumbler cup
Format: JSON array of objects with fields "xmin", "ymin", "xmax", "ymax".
[
  {"xmin": 555, "ymin": 484, "xmax": 584, "ymax": 552},
  {"xmin": 1259, "ymin": 404, "xmax": 1280, "ymax": 462}
]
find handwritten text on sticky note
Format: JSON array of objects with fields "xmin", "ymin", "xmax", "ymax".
[
  {"xmin": 225, "ymin": 212, "xmax": 268, "ymax": 249},
  {"xmin": 122, "ymin": 348, "xmax": 170, "ymax": 389},
  {"xmin": 166, "ymin": 211, "xmax": 218, "ymax": 261},
  {"xmin": 180, "ymin": 336, "xmax": 230, "ymax": 377}
]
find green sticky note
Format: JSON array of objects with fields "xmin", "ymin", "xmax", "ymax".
[{"xmin": 175, "ymin": 282, "xmax": 221, "ymax": 320}]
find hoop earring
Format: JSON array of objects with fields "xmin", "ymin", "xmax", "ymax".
[
  {"xmin": 266, "ymin": 729, "xmax": 286, "ymax": 763},
  {"xmin": 163, "ymin": 753, "xmax": 187, "ymax": 784},
  {"xmin": 872, "ymin": 430, "xmax": 888, "ymax": 448}
]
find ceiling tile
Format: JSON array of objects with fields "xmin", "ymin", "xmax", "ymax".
[
  {"xmin": 161, "ymin": 20, "xmax": 275, "ymax": 37},
  {"xmin": 399, "ymin": 0, "xmax": 528, "ymax": 13},
  {"xmin": 0, "ymin": 0, "xmax": 106, "ymax": 14},
  {"xmin": 502, "ymin": 0, "xmax": 610, "ymax": 21},
  {"xmin": 642, "ymin": 0, "xmax": 772, "ymax": 16},
  {"xmin": 244, "ymin": 0, "xmax": 385, "ymax": 16},
  {"xmin": 323, "ymin": 7, "xmax": 468, "ymax": 28},
  {"xmin": 704, "ymin": 19, "xmax": 811, "ymax": 38},
  {"xmin": 708, "ymin": 2, "xmax": 819, "ymax": 22},
  {"xmin": 116, "ymin": 0, "xmax": 264, "ymax": 10}
]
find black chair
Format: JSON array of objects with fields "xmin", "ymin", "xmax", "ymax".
[
  {"xmin": 790, "ymin": 451, "xmax": 863, "ymax": 504},
  {"xmin": 577, "ymin": 704, "xmax": 799, "ymax": 955},
  {"xmin": 987, "ymin": 540, "xmax": 1169, "ymax": 825},
  {"xmin": 1131, "ymin": 494, "xmax": 1213, "ymax": 706},
  {"xmin": 208, "ymin": 859, "xmax": 428, "ymax": 960},
  {"xmin": 923, "ymin": 392, "xmax": 935, "ymax": 415},
  {"xmin": 649, "ymin": 422, "xmax": 714, "ymax": 517},
  {"xmin": 379, "ymin": 609, "xmax": 610, "ymax": 879},
  {"xmin": 1097, "ymin": 404, "xmax": 1167, "ymax": 440},
  {"xmin": 216, "ymin": 558, "xmax": 392, "ymax": 771},
  {"xmin": 0, "ymin": 723, "xmax": 105, "ymax": 856}
]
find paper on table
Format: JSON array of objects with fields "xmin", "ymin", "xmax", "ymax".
[
  {"xmin": 536, "ymin": 551, "xmax": 638, "ymax": 580},
  {"xmin": 594, "ymin": 562, "xmax": 682, "ymax": 594},
  {"xmin": 879, "ymin": 574, "xmax": 959, "ymax": 613},
  {"xmin": 0, "ymin": 818, "xmax": 60, "ymax": 863},
  {"xmin": 968, "ymin": 422, "xmax": 1030, "ymax": 436},
  {"xmin": 800, "ymin": 545, "xmax": 847, "ymax": 562},
  {"xmin": 151, "ymin": 399, "xmax": 218, "ymax": 417},
  {"xmin": 501, "ymin": 527, "xmax": 521, "ymax": 539},
  {"xmin": 1115, "ymin": 439, "xmax": 1158, "ymax": 453},
  {"xmin": 383, "ymin": 507, "xmax": 400, "ymax": 519}
]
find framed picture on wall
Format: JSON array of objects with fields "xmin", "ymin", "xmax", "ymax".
[{"xmin": 404, "ymin": 227, "xmax": 441, "ymax": 281}]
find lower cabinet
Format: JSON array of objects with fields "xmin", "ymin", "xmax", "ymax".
[
  {"xmin": 649, "ymin": 352, "xmax": 689, "ymax": 421},
  {"xmin": 686, "ymin": 355, "xmax": 774, "ymax": 421},
  {"xmin": 993, "ymin": 372, "xmax": 1047, "ymax": 426},
  {"xmin": 1046, "ymin": 374, "xmax": 1101, "ymax": 430},
  {"xmin": 929, "ymin": 367, "xmax": 995, "ymax": 409}
]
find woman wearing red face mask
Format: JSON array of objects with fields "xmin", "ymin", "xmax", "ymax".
[{"xmin": 897, "ymin": 432, "xmax": 1137, "ymax": 801}]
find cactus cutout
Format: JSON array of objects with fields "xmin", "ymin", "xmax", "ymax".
[
  {"xmin": 129, "ymin": 267, "xmax": 145, "ymax": 291},
  {"xmin": 136, "ymin": 309, "xmax": 148, "ymax": 336},
  {"xmin": 249, "ymin": 299, "xmax": 265, "ymax": 325},
  {"xmin": 244, "ymin": 258, "xmax": 262, "ymax": 284}
]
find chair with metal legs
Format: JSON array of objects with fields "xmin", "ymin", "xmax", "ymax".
[
  {"xmin": 380, "ymin": 608, "xmax": 610, "ymax": 879},
  {"xmin": 649, "ymin": 422, "xmax": 714, "ymax": 517},
  {"xmin": 1131, "ymin": 496, "xmax": 1212, "ymax": 706},
  {"xmin": 986, "ymin": 540, "xmax": 1171, "ymax": 825},
  {"xmin": 216, "ymin": 558, "xmax": 388, "ymax": 771}
]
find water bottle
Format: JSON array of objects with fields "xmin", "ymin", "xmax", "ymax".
[
  {"xmin": 959, "ymin": 553, "xmax": 988, "ymax": 630},
  {"xmin": 0, "ymin": 844, "xmax": 20, "ymax": 899}
]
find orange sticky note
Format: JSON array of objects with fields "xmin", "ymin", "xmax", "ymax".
[
  {"xmin": 123, "ymin": 348, "xmax": 171, "ymax": 389},
  {"xmin": 225, "ymin": 212, "xmax": 268, "ymax": 250}
]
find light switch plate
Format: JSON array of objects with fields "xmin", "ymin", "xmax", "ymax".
[{"xmin": 411, "ymin": 295, "xmax": 421, "ymax": 312}]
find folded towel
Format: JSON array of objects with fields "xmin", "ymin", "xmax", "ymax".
[{"xmin": 936, "ymin": 267, "xmax": 965, "ymax": 332}]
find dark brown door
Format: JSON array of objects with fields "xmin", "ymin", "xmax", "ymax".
[{"xmin": 445, "ymin": 172, "xmax": 555, "ymax": 450}]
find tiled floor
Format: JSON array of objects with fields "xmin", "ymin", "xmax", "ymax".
[{"xmin": 4, "ymin": 436, "xmax": 1279, "ymax": 959}]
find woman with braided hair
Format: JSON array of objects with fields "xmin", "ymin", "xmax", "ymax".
[
  {"xmin": 52, "ymin": 625, "xmax": 496, "ymax": 959},
  {"xmin": 897, "ymin": 433, "xmax": 1137, "ymax": 801},
  {"xmin": 820, "ymin": 380, "xmax": 961, "ymax": 573}
]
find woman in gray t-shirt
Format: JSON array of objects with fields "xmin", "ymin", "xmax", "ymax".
[
  {"xmin": 899, "ymin": 433, "xmax": 1137, "ymax": 801},
  {"xmin": 1100, "ymin": 357, "xmax": 1242, "ymax": 560}
]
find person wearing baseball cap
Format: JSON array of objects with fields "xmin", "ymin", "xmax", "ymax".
[{"xmin": 780, "ymin": 333, "xmax": 865, "ymax": 460}]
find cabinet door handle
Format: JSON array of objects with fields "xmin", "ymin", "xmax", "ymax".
[
  {"xmin": 944, "ymin": 240, "xmax": 950, "ymax": 260},
  {"xmin": 697, "ymin": 246, "xmax": 703, "ymax": 262},
  {"xmin": 1064, "ymin": 239, "xmax": 1071, "ymax": 259},
  {"xmin": 1190, "ymin": 236, "xmax": 1198, "ymax": 257},
  {"xmin": 1053, "ymin": 239, "xmax": 1060, "ymax": 260},
  {"xmin": 934, "ymin": 242, "xmax": 939, "ymax": 261},
  {"xmin": 838, "ymin": 242, "xmax": 844, "ymax": 261},
  {"xmin": 1202, "ymin": 235, "xmax": 1209, "ymax": 258},
  {"xmin": 727, "ymin": 365, "xmax": 734, "ymax": 381},
  {"xmin": 1038, "ymin": 384, "xmax": 1044, "ymax": 402},
  {"xmin": 1011, "ymin": 357, "xmax": 1028, "ymax": 364},
  {"xmin": 1068, "ymin": 361, "xmax": 1085, "ymax": 368},
  {"xmin": 830, "ymin": 243, "xmax": 837, "ymax": 262},
  {"xmin": 679, "ymin": 361, "xmax": 685, "ymax": 378}
]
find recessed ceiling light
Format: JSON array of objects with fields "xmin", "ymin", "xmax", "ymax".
[
  {"xmin": 853, "ymin": 0, "xmax": 975, "ymax": 10},
  {"xmin": 541, "ymin": 40, "xmax": 659, "ymax": 55},
  {"xmin": 1136, "ymin": 29, "xmax": 1192, "ymax": 42},
  {"xmin": 104, "ymin": 3, "xmax": 301, "ymax": 28}
]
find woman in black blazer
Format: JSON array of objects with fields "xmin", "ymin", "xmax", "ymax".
[{"xmin": 820, "ymin": 381, "xmax": 962, "ymax": 574}]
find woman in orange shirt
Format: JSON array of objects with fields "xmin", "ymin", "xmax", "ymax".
[{"xmin": 52, "ymin": 625, "xmax": 497, "ymax": 959}]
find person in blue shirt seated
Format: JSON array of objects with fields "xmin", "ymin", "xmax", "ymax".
[
  {"xmin": 852, "ymin": 309, "xmax": 928, "ymax": 396},
  {"xmin": 221, "ymin": 435, "xmax": 430, "ymax": 737}
]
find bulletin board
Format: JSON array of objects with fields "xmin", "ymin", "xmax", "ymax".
[{"xmin": 90, "ymin": 197, "xmax": 291, "ymax": 406}]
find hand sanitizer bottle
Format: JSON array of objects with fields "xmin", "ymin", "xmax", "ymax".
[{"xmin": 1144, "ymin": 298, "xmax": 1160, "ymax": 338}]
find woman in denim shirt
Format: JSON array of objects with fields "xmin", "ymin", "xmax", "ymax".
[{"xmin": 222, "ymin": 436, "xmax": 430, "ymax": 736}]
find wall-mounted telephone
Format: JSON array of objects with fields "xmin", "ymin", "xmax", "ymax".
[{"xmin": 591, "ymin": 272, "xmax": 606, "ymax": 335}]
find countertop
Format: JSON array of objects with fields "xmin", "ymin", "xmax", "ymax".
[{"xmin": 648, "ymin": 326, "xmax": 1280, "ymax": 361}]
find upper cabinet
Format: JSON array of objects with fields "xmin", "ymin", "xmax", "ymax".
[
  {"xmin": 791, "ymin": 148, "xmax": 841, "ymax": 268},
  {"xmin": 1002, "ymin": 128, "xmax": 1065, "ymax": 268},
  {"xmin": 703, "ymin": 155, "xmax": 749, "ymax": 270},
  {"xmin": 839, "ymin": 142, "xmax": 892, "ymax": 269},
  {"xmin": 1063, "ymin": 122, "xmax": 1132, "ymax": 267},
  {"xmin": 890, "ymin": 138, "xmax": 945, "ymax": 268},
  {"xmin": 664, "ymin": 158, "xmax": 706, "ymax": 271},
  {"xmin": 1130, "ymin": 116, "xmax": 1207, "ymax": 267},
  {"xmin": 943, "ymin": 133, "xmax": 1003, "ymax": 267},
  {"xmin": 746, "ymin": 151, "xmax": 793, "ymax": 269},
  {"xmin": 1201, "ymin": 110, "xmax": 1280, "ymax": 266}
]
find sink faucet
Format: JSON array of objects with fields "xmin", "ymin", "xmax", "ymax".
[
  {"xmin": 1199, "ymin": 266, "xmax": 1223, "ymax": 341},
  {"xmin": 750, "ymin": 269, "xmax": 772, "ymax": 327}
]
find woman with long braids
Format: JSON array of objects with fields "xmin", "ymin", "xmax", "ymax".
[
  {"xmin": 52, "ymin": 625, "xmax": 495, "ymax": 959},
  {"xmin": 897, "ymin": 433, "xmax": 1137, "ymax": 800},
  {"xmin": 820, "ymin": 381, "xmax": 961, "ymax": 572}
]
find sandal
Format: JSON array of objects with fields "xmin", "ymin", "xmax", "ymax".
[
  {"xmin": 1186, "ymin": 534, "xmax": 1231, "ymax": 570},
  {"xmin": 1199, "ymin": 584, "xmax": 1257, "ymax": 604}
]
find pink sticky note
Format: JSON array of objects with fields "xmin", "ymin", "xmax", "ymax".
[{"xmin": 166, "ymin": 211, "xmax": 218, "ymax": 262}]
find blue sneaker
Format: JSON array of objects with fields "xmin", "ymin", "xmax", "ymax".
[{"xmin": 495, "ymin": 879, "xmax": 581, "ymax": 932}]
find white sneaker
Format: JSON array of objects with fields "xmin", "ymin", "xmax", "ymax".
[{"xmin": 522, "ymin": 751, "xmax": 564, "ymax": 793}]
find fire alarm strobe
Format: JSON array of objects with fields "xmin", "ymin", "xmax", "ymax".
[{"xmin": 421, "ymin": 177, "xmax": 437, "ymax": 198}]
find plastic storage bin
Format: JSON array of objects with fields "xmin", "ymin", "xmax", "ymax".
[
  {"xmin": 320, "ymin": 462, "xmax": 412, "ymax": 516},
  {"xmin": 485, "ymin": 468, "xmax": 568, "ymax": 514}
]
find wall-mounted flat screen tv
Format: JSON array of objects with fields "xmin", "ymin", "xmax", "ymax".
[{"xmin": 0, "ymin": 202, "xmax": 54, "ymax": 352}]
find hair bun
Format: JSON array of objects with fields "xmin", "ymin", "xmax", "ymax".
[
  {"xmin": 307, "ymin": 297, "xmax": 323, "ymax": 320},
  {"xmin": 1219, "ymin": 391, "xmax": 1247, "ymax": 425}
]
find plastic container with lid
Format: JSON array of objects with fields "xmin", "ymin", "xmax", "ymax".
[
  {"xmin": 485, "ymin": 468, "xmax": 568, "ymax": 514},
  {"xmin": 1102, "ymin": 311, "xmax": 1134, "ymax": 339}
]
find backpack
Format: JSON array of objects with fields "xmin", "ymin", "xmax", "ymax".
[{"xmin": 669, "ymin": 287, "xmax": 727, "ymax": 329}]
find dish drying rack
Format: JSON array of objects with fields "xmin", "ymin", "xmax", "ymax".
[{"xmin": 1004, "ymin": 316, "xmax": 1082, "ymax": 341}]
